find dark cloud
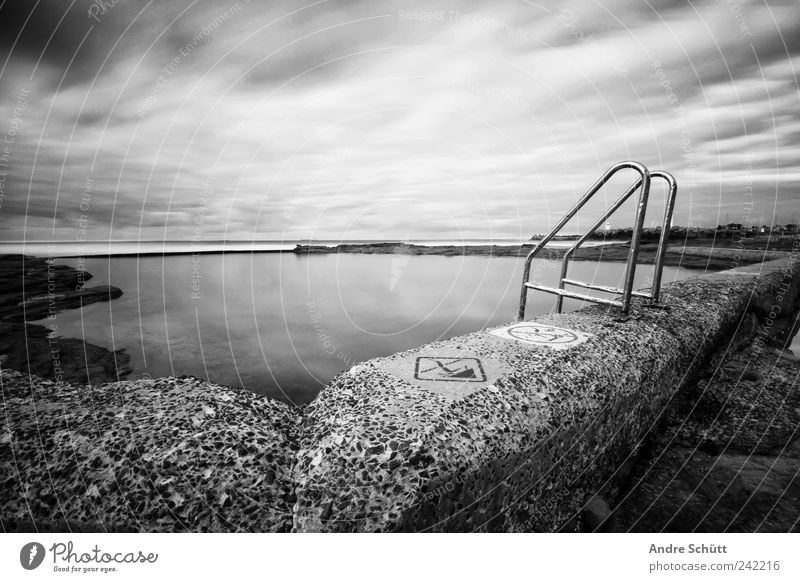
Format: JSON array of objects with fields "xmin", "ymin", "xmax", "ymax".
[
  {"xmin": 0, "ymin": 0, "xmax": 798, "ymax": 242},
  {"xmin": 0, "ymin": 0, "xmax": 92, "ymax": 62}
]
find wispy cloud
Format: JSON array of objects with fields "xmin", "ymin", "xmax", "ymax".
[{"xmin": 1, "ymin": 0, "xmax": 798, "ymax": 242}]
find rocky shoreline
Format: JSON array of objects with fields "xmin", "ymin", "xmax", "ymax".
[
  {"xmin": 0, "ymin": 254, "xmax": 130, "ymax": 385},
  {"xmin": 613, "ymin": 332, "xmax": 800, "ymax": 532}
]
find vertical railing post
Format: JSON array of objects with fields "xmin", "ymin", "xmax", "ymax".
[
  {"xmin": 517, "ymin": 257, "xmax": 534, "ymax": 321},
  {"xmin": 554, "ymin": 177, "xmax": 645, "ymax": 313},
  {"xmin": 648, "ymin": 171, "xmax": 678, "ymax": 305},
  {"xmin": 620, "ymin": 171, "xmax": 651, "ymax": 312}
]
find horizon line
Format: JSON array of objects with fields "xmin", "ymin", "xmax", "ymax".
[{"xmin": 1, "ymin": 225, "xmax": 768, "ymax": 245}]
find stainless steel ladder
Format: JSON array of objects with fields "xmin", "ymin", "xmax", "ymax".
[{"xmin": 518, "ymin": 161, "xmax": 678, "ymax": 320}]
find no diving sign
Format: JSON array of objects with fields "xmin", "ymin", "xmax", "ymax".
[
  {"xmin": 374, "ymin": 352, "xmax": 508, "ymax": 399},
  {"xmin": 489, "ymin": 323, "xmax": 592, "ymax": 350},
  {"xmin": 414, "ymin": 356, "xmax": 487, "ymax": 382}
]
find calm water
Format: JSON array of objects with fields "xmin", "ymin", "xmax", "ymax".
[{"xmin": 40, "ymin": 253, "xmax": 694, "ymax": 405}]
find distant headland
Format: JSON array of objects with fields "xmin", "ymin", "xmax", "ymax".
[{"xmin": 293, "ymin": 225, "xmax": 797, "ymax": 271}]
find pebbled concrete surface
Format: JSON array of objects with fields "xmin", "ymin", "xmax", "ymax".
[
  {"xmin": 292, "ymin": 257, "xmax": 800, "ymax": 532},
  {"xmin": 0, "ymin": 372, "xmax": 299, "ymax": 532}
]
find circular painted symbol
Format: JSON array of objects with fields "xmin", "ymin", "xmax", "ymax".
[
  {"xmin": 20, "ymin": 542, "xmax": 46, "ymax": 570},
  {"xmin": 506, "ymin": 324, "xmax": 580, "ymax": 345}
]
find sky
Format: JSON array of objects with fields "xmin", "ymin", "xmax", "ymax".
[{"xmin": 0, "ymin": 0, "xmax": 798, "ymax": 242}]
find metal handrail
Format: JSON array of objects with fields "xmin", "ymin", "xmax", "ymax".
[
  {"xmin": 517, "ymin": 161, "xmax": 651, "ymax": 320},
  {"xmin": 647, "ymin": 171, "xmax": 678, "ymax": 304},
  {"xmin": 554, "ymin": 170, "xmax": 678, "ymax": 311}
]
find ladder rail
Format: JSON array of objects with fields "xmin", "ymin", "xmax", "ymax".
[
  {"xmin": 556, "ymin": 170, "xmax": 678, "ymax": 313},
  {"xmin": 621, "ymin": 166, "xmax": 651, "ymax": 312},
  {"xmin": 555, "ymin": 177, "xmax": 646, "ymax": 312},
  {"xmin": 648, "ymin": 171, "xmax": 678, "ymax": 304},
  {"xmin": 556, "ymin": 171, "xmax": 677, "ymax": 311},
  {"xmin": 517, "ymin": 161, "xmax": 651, "ymax": 320}
]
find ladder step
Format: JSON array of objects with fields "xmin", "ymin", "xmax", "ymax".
[
  {"xmin": 524, "ymin": 283, "xmax": 623, "ymax": 307},
  {"xmin": 561, "ymin": 278, "xmax": 623, "ymax": 295},
  {"xmin": 561, "ymin": 278, "xmax": 654, "ymax": 299}
]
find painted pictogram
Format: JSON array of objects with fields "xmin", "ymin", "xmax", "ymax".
[
  {"xmin": 489, "ymin": 323, "xmax": 592, "ymax": 350},
  {"xmin": 414, "ymin": 356, "xmax": 487, "ymax": 382},
  {"xmin": 507, "ymin": 325, "xmax": 579, "ymax": 345}
]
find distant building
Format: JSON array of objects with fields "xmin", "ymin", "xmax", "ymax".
[{"xmin": 760, "ymin": 225, "xmax": 771, "ymax": 233}]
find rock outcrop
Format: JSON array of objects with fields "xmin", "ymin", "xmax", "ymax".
[{"xmin": 0, "ymin": 255, "xmax": 129, "ymax": 385}]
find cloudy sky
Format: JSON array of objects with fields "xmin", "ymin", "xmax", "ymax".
[{"xmin": 0, "ymin": 0, "xmax": 798, "ymax": 242}]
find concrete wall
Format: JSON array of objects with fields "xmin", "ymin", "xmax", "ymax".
[
  {"xmin": 1, "ymin": 374, "xmax": 298, "ymax": 532},
  {"xmin": 292, "ymin": 257, "xmax": 800, "ymax": 532}
]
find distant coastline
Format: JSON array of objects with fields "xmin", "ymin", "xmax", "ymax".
[
  {"xmin": 2, "ymin": 238, "xmax": 597, "ymax": 258},
  {"xmin": 292, "ymin": 237, "xmax": 794, "ymax": 271},
  {"xmin": 2, "ymin": 228, "xmax": 795, "ymax": 260}
]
